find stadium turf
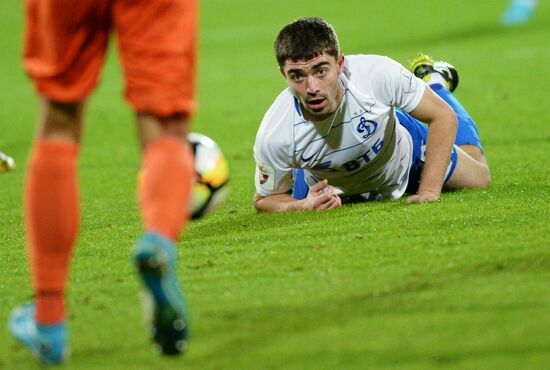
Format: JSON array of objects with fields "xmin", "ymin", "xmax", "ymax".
[{"xmin": 1, "ymin": 0, "xmax": 549, "ymax": 369}]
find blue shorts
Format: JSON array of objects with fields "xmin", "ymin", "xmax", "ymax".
[
  {"xmin": 431, "ymin": 83, "xmax": 483, "ymax": 149},
  {"xmin": 396, "ymin": 109, "xmax": 458, "ymax": 194},
  {"xmin": 292, "ymin": 84, "xmax": 483, "ymax": 199}
]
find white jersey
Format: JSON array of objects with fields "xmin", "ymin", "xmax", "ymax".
[{"xmin": 254, "ymin": 54, "xmax": 426, "ymax": 199}]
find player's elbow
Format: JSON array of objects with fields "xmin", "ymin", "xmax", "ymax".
[
  {"xmin": 435, "ymin": 105, "xmax": 458, "ymax": 133},
  {"xmin": 444, "ymin": 109, "xmax": 459, "ymax": 133}
]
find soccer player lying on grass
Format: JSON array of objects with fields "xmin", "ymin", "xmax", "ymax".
[
  {"xmin": 9, "ymin": 0, "xmax": 197, "ymax": 365},
  {"xmin": 253, "ymin": 17, "xmax": 491, "ymax": 212}
]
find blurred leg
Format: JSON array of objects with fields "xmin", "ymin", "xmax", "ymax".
[
  {"xmin": 13, "ymin": 0, "xmax": 108, "ymax": 365},
  {"xmin": 28, "ymin": 99, "xmax": 83, "ymax": 325},
  {"xmin": 113, "ymin": 0, "xmax": 197, "ymax": 354},
  {"xmin": 137, "ymin": 114, "xmax": 193, "ymax": 241}
]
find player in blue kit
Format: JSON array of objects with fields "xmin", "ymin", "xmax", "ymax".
[{"xmin": 253, "ymin": 17, "xmax": 491, "ymax": 212}]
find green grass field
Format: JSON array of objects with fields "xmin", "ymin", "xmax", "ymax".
[{"xmin": 1, "ymin": 0, "xmax": 549, "ymax": 369}]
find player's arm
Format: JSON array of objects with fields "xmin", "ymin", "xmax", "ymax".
[
  {"xmin": 407, "ymin": 87, "xmax": 457, "ymax": 203},
  {"xmin": 254, "ymin": 179, "xmax": 342, "ymax": 212}
]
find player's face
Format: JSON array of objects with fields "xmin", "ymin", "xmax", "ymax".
[{"xmin": 281, "ymin": 53, "xmax": 345, "ymax": 121}]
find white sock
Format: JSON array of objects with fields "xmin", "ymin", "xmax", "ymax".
[{"xmin": 427, "ymin": 73, "xmax": 447, "ymax": 87}]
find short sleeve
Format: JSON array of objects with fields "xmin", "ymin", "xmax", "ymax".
[
  {"xmin": 368, "ymin": 56, "xmax": 426, "ymax": 113},
  {"xmin": 253, "ymin": 103, "xmax": 295, "ymax": 196}
]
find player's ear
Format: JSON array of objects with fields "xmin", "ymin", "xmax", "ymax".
[{"xmin": 337, "ymin": 54, "xmax": 345, "ymax": 73}]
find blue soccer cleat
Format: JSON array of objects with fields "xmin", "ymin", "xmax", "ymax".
[
  {"xmin": 8, "ymin": 302, "xmax": 67, "ymax": 365},
  {"xmin": 133, "ymin": 232, "xmax": 190, "ymax": 355},
  {"xmin": 501, "ymin": 2, "xmax": 535, "ymax": 26}
]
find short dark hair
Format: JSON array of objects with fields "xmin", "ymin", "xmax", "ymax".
[{"xmin": 274, "ymin": 17, "xmax": 340, "ymax": 67}]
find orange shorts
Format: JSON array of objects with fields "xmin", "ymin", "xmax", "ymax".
[{"xmin": 24, "ymin": 0, "xmax": 197, "ymax": 117}]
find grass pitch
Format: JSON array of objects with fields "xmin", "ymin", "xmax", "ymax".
[{"xmin": 1, "ymin": 0, "xmax": 549, "ymax": 369}]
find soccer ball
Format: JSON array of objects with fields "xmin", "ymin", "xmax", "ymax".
[{"xmin": 189, "ymin": 132, "xmax": 229, "ymax": 219}]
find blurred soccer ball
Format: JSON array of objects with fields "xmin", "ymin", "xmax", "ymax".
[
  {"xmin": 0, "ymin": 151, "xmax": 15, "ymax": 173},
  {"xmin": 189, "ymin": 132, "xmax": 229, "ymax": 219}
]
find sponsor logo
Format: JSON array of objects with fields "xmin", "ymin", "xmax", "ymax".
[
  {"xmin": 301, "ymin": 152, "xmax": 317, "ymax": 162},
  {"xmin": 342, "ymin": 138, "xmax": 384, "ymax": 172},
  {"xmin": 312, "ymin": 161, "xmax": 335, "ymax": 171}
]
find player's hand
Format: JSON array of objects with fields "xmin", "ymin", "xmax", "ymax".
[
  {"xmin": 305, "ymin": 179, "xmax": 342, "ymax": 210},
  {"xmin": 406, "ymin": 190, "xmax": 440, "ymax": 204}
]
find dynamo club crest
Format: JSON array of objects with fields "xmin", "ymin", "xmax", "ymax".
[{"xmin": 356, "ymin": 117, "xmax": 378, "ymax": 139}]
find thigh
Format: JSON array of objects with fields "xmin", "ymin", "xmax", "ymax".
[
  {"xmin": 113, "ymin": 0, "xmax": 198, "ymax": 117},
  {"xmin": 444, "ymin": 146, "xmax": 491, "ymax": 190},
  {"xmin": 23, "ymin": 0, "xmax": 110, "ymax": 102}
]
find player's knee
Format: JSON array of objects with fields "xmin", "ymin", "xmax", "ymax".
[
  {"xmin": 137, "ymin": 113, "xmax": 190, "ymax": 149},
  {"xmin": 480, "ymin": 168, "xmax": 492, "ymax": 187},
  {"xmin": 459, "ymin": 145, "xmax": 484, "ymax": 162},
  {"xmin": 471, "ymin": 165, "xmax": 492, "ymax": 188},
  {"xmin": 445, "ymin": 162, "xmax": 491, "ymax": 190},
  {"xmin": 451, "ymin": 147, "xmax": 492, "ymax": 189},
  {"xmin": 39, "ymin": 99, "xmax": 83, "ymax": 141}
]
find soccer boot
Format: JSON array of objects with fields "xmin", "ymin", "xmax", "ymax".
[
  {"xmin": 0, "ymin": 151, "xmax": 15, "ymax": 172},
  {"xmin": 8, "ymin": 302, "xmax": 67, "ymax": 365},
  {"xmin": 133, "ymin": 232, "xmax": 190, "ymax": 355},
  {"xmin": 409, "ymin": 53, "xmax": 459, "ymax": 92}
]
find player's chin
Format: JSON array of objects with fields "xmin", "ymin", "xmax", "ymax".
[{"xmin": 308, "ymin": 106, "xmax": 324, "ymax": 113}]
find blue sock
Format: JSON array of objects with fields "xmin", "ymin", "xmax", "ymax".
[{"xmin": 430, "ymin": 83, "xmax": 483, "ymax": 150}]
